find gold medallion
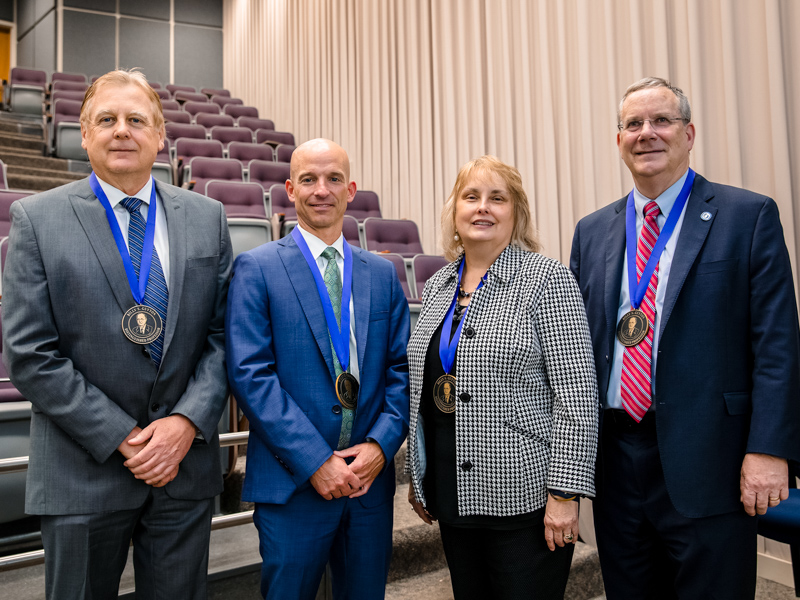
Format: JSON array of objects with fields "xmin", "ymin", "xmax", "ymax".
[
  {"xmin": 616, "ymin": 309, "xmax": 649, "ymax": 347},
  {"xmin": 433, "ymin": 374, "xmax": 457, "ymax": 414},
  {"xmin": 122, "ymin": 305, "xmax": 162, "ymax": 345},
  {"xmin": 336, "ymin": 372, "xmax": 359, "ymax": 410}
]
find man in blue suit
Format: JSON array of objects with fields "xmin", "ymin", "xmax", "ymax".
[
  {"xmin": 226, "ymin": 138, "xmax": 410, "ymax": 599},
  {"xmin": 570, "ymin": 77, "xmax": 800, "ymax": 598}
]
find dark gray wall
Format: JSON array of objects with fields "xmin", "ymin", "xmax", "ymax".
[
  {"xmin": 119, "ymin": 17, "xmax": 170, "ymax": 86},
  {"xmin": 121, "ymin": 0, "xmax": 170, "ymax": 22},
  {"xmin": 174, "ymin": 0, "xmax": 222, "ymax": 28},
  {"xmin": 0, "ymin": 2, "xmax": 13, "ymax": 22},
  {"xmin": 174, "ymin": 24, "xmax": 222, "ymax": 89},
  {"xmin": 16, "ymin": 0, "xmax": 56, "ymax": 72},
  {"xmin": 62, "ymin": 10, "xmax": 115, "ymax": 77}
]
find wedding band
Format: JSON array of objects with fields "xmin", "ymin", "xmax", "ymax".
[
  {"xmin": 564, "ymin": 533, "xmax": 574, "ymax": 541},
  {"xmin": 769, "ymin": 496, "xmax": 780, "ymax": 502}
]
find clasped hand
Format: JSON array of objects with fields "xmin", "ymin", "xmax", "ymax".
[
  {"xmin": 117, "ymin": 415, "xmax": 197, "ymax": 488},
  {"xmin": 310, "ymin": 441, "xmax": 385, "ymax": 500}
]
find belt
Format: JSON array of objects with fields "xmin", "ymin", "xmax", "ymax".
[{"xmin": 603, "ymin": 409, "xmax": 656, "ymax": 435}]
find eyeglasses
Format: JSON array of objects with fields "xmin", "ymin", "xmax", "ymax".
[{"xmin": 618, "ymin": 116, "xmax": 688, "ymax": 133}]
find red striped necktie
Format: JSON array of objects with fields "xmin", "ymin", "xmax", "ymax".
[{"xmin": 620, "ymin": 200, "xmax": 660, "ymax": 421}]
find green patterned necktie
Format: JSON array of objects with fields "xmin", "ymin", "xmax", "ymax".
[{"xmin": 321, "ymin": 247, "xmax": 354, "ymax": 449}]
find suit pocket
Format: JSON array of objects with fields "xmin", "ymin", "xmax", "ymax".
[
  {"xmin": 187, "ymin": 256, "xmax": 218, "ymax": 269},
  {"xmin": 696, "ymin": 259, "xmax": 737, "ymax": 274},
  {"xmin": 369, "ymin": 310, "xmax": 389, "ymax": 322},
  {"xmin": 723, "ymin": 392, "xmax": 751, "ymax": 415}
]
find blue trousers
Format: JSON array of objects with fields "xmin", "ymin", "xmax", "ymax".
[{"xmin": 253, "ymin": 488, "xmax": 393, "ymax": 600}]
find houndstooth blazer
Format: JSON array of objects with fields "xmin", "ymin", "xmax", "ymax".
[{"xmin": 405, "ymin": 245, "xmax": 598, "ymax": 517}]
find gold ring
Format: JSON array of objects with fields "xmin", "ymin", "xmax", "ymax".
[
  {"xmin": 564, "ymin": 533, "xmax": 574, "ymax": 541},
  {"xmin": 769, "ymin": 497, "xmax": 780, "ymax": 502}
]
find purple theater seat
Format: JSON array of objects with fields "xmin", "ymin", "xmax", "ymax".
[
  {"xmin": 51, "ymin": 72, "xmax": 88, "ymax": 85},
  {"xmin": 379, "ymin": 253, "xmax": 414, "ymax": 300},
  {"xmin": 275, "ymin": 144, "xmax": 295, "ymax": 163},
  {"xmin": 163, "ymin": 109, "xmax": 192, "ymax": 124},
  {"xmin": 160, "ymin": 99, "xmax": 181, "ymax": 111},
  {"xmin": 50, "ymin": 90, "xmax": 86, "ymax": 103},
  {"xmin": 0, "ymin": 190, "xmax": 35, "ymax": 236},
  {"xmin": 9, "ymin": 68, "xmax": 47, "ymax": 114},
  {"xmin": 183, "ymin": 101, "xmax": 220, "ymax": 118},
  {"xmin": 186, "ymin": 158, "xmax": 244, "ymax": 195},
  {"xmin": 210, "ymin": 126, "xmax": 254, "ymax": 148},
  {"xmin": 363, "ymin": 217, "xmax": 424, "ymax": 258},
  {"xmin": 149, "ymin": 82, "xmax": 163, "ymax": 89},
  {"xmin": 255, "ymin": 129, "xmax": 295, "ymax": 146},
  {"xmin": 205, "ymin": 180, "xmax": 267, "ymax": 218},
  {"xmin": 202, "ymin": 88, "xmax": 231, "ymax": 98},
  {"xmin": 224, "ymin": 105, "xmax": 259, "ymax": 119},
  {"xmin": 237, "ymin": 117, "xmax": 275, "ymax": 132},
  {"xmin": 51, "ymin": 99, "xmax": 85, "ymax": 159},
  {"xmin": 10, "ymin": 67, "xmax": 46, "ymax": 90},
  {"xmin": 156, "ymin": 89, "xmax": 171, "ymax": 100},
  {"xmin": 342, "ymin": 215, "xmax": 361, "ymax": 248},
  {"xmin": 267, "ymin": 183, "xmax": 296, "ymax": 219},
  {"xmin": 51, "ymin": 80, "xmax": 88, "ymax": 93},
  {"xmin": 175, "ymin": 91, "xmax": 212, "ymax": 104},
  {"xmin": 211, "ymin": 96, "xmax": 244, "ymax": 109},
  {"xmin": 347, "ymin": 190, "xmax": 382, "ymax": 221},
  {"xmin": 412, "ymin": 254, "xmax": 449, "ymax": 299},
  {"xmin": 165, "ymin": 123, "xmax": 207, "ymax": 142},
  {"xmin": 175, "ymin": 139, "xmax": 224, "ymax": 185},
  {"xmin": 195, "ymin": 113, "xmax": 235, "ymax": 129},
  {"xmin": 249, "ymin": 162, "xmax": 291, "ymax": 203},
  {"xmin": 229, "ymin": 142, "xmax": 274, "ymax": 165},
  {"xmin": 166, "ymin": 84, "xmax": 196, "ymax": 95}
]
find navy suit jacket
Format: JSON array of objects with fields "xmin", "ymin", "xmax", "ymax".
[
  {"xmin": 226, "ymin": 234, "xmax": 410, "ymax": 508},
  {"xmin": 570, "ymin": 174, "xmax": 800, "ymax": 518}
]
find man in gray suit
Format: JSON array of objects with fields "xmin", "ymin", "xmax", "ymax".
[{"xmin": 2, "ymin": 69, "xmax": 232, "ymax": 599}]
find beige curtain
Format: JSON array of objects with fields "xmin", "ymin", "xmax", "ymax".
[{"xmin": 223, "ymin": 0, "xmax": 800, "ymax": 572}]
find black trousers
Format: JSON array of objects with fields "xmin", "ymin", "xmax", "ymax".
[
  {"xmin": 438, "ymin": 518, "xmax": 575, "ymax": 600},
  {"xmin": 593, "ymin": 411, "xmax": 757, "ymax": 600}
]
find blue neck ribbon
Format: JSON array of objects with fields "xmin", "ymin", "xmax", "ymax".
[
  {"xmin": 625, "ymin": 169, "xmax": 695, "ymax": 310},
  {"xmin": 439, "ymin": 259, "xmax": 486, "ymax": 375},
  {"xmin": 90, "ymin": 172, "xmax": 157, "ymax": 305},
  {"xmin": 292, "ymin": 227, "xmax": 353, "ymax": 372}
]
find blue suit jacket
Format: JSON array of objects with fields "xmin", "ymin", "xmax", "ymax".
[
  {"xmin": 226, "ymin": 234, "xmax": 410, "ymax": 508},
  {"xmin": 570, "ymin": 174, "xmax": 800, "ymax": 518}
]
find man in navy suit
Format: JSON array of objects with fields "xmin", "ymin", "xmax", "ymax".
[
  {"xmin": 226, "ymin": 138, "xmax": 410, "ymax": 599},
  {"xmin": 570, "ymin": 77, "xmax": 800, "ymax": 598}
]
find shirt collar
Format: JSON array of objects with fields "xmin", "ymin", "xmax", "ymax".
[
  {"xmin": 96, "ymin": 176, "xmax": 154, "ymax": 209},
  {"xmin": 296, "ymin": 224, "xmax": 345, "ymax": 260},
  {"xmin": 633, "ymin": 168, "xmax": 689, "ymax": 219}
]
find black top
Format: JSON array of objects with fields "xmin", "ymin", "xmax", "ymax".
[{"xmin": 421, "ymin": 305, "xmax": 542, "ymax": 529}]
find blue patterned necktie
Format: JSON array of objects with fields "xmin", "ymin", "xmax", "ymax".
[
  {"xmin": 321, "ymin": 247, "xmax": 354, "ymax": 449},
  {"xmin": 121, "ymin": 196, "xmax": 169, "ymax": 367}
]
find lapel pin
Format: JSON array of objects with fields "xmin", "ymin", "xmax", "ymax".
[{"xmin": 700, "ymin": 211, "xmax": 712, "ymax": 221}]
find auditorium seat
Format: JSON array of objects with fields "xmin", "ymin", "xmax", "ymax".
[
  {"xmin": 348, "ymin": 190, "xmax": 382, "ymax": 221},
  {"xmin": 228, "ymin": 142, "xmax": 274, "ymax": 171},
  {"xmin": 149, "ymin": 82, "xmax": 163, "ymax": 89},
  {"xmin": 0, "ymin": 190, "xmax": 34, "ymax": 237},
  {"xmin": 0, "ymin": 160, "xmax": 7, "ymax": 190},
  {"xmin": 210, "ymin": 126, "xmax": 254, "ymax": 150},
  {"xmin": 267, "ymin": 183, "xmax": 296, "ymax": 221},
  {"xmin": 211, "ymin": 95, "xmax": 244, "ymax": 110},
  {"xmin": 50, "ymin": 89, "xmax": 86, "ymax": 104},
  {"xmin": 160, "ymin": 99, "xmax": 181, "ymax": 111},
  {"xmin": 237, "ymin": 116, "xmax": 275, "ymax": 132},
  {"xmin": 175, "ymin": 91, "xmax": 212, "ymax": 104},
  {"xmin": 248, "ymin": 161, "xmax": 290, "ymax": 203},
  {"xmin": 379, "ymin": 252, "xmax": 418, "ymax": 301},
  {"xmin": 175, "ymin": 139, "xmax": 225, "ymax": 184},
  {"xmin": 342, "ymin": 215, "xmax": 361, "ymax": 248},
  {"xmin": 224, "ymin": 104, "xmax": 259, "ymax": 119},
  {"xmin": 275, "ymin": 144, "xmax": 295, "ymax": 163},
  {"xmin": 166, "ymin": 83, "xmax": 196, "ymax": 95},
  {"xmin": 184, "ymin": 101, "xmax": 220, "ymax": 118},
  {"xmin": 156, "ymin": 89, "xmax": 171, "ymax": 100},
  {"xmin": 163, "ymin": 109, "xmax": 192, "ymax": 124},
  {"xmin": 8, "ymin": 67, "xmax": 47, "ymax": 114},
  {"xmin": 184, "ymin": 157, "xmax": 243, "ymax": 194},
  {"xmin": 151, "ymin": 139, "xmax": 174, "ymax": 185},
  {"xmin": 363, "ymin": 217, "xmax": 424, "ymax": 258},
  {"xmin": 255, "ymin": 129, "xmax": 296, "ymax": 146},
  {"xmin": 227, "ymin": 218, "xmax": 273, "ymax": 258},
  {"xmin": 412, "ymin": 254, "xmax": 449, "ymax": 299},
  {"xmin": 205, "ymin": 180, "xmax": 268, "ymax": 218},
  {"xmin": 51, "ymin": 80, "xmax": 88, "ymax": 94},
  {"xmin": 165, "ymin": 123, "xmax": 207, "ymax": 145},
  {"xmin": 194, "ymin": 113, "xmax": 235, "ymax": 129},
  {"xmin": 51, "ymin": 72, "xmax": 87, "ymax": 85},
  {"xmin": 51, "ymin": 99, "xmax": 86, "ymax": 160},
  {"xmin": 202, "ymin": 88, "xmax": 230, "ymax": 98}
]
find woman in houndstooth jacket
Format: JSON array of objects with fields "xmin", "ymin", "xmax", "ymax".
[{"xmin": 406, "ymin": 156, "xmax": 599, "ymax": 599}]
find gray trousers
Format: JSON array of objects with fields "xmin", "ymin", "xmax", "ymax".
[{"xmin": 40, "ymin": 487, "xmax": 213, "ymax": 600}]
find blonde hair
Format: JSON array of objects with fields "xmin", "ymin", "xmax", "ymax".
[
  {"xmin": 440, "ymin": 155, "xmax": 540, "ymax": 261},
  {"xmin": 80, "ymin": 68, "xmax": 164, "ymax": 131}
]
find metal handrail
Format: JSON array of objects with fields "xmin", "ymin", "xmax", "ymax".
[{"xmin": 0, "ymin": 431, "xmax": 252, "ymax": 572}]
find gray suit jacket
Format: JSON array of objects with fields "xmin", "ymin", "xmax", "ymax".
[{"xmin": 2, "ymin": 177, "xmax": 232, "ymax": 515}]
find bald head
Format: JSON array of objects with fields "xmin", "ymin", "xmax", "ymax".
[{"xmin": 290, "ymin": 138, "xmax": 350, "ymax": 182}]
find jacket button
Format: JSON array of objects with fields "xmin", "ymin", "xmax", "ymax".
[
  {"xmin": 151, "ymin": 403, "xmax": 160, "ymax": 412},
  {"xmin": 332, "ymin": 405, "xmax": 342, "ymax": 415},
  {"xmin": 142, "ymin": 347, "xmax": 150, "ymax": 357},
  {"xmin": 605, "ymin": 355, "xmax": 609, "ymax": 363},
  {"xmin": 461, "ymin": 460, "xmax": 473, "ymax": 472},
  {"xmin": 464, "ymin": 326, "xmax": 475, "ymax": 338},
  {"xmin": 459, "ymin": 392, "xmax": 471, "ymax": 403}
]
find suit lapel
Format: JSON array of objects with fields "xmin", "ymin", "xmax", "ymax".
[
  {"xmin": 604, "ymin": 198, "xmax": 627, "ymax": 355},
  {"xmin": 279, "ymin": 236, "xmax": 337, "ymax": 381},
  {"xmin": 659, "ymin": 175, "xmax": 715, "ymax": 337},
  {"xmin": 69, "ymin": 182, "xmax": 136, "ymax": 314},
  {"xmin": 351, "ymin": 246, "xmax": 370, "ymax": 376},
  {"xmin": 157, "ymin": 182, "xmax": 185, "ymax": 358}
]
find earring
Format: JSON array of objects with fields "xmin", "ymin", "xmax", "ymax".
[{"xmin": 454, "ymin": 232, "xmax": 460, "ymax": 241}]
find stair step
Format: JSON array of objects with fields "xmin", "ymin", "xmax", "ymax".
[
  {"xmin": 0, "ymin": 150, "xmax": 74, "ymax": 171},
  {"xmin": 0, "ymin": 131, "xmax": 46, "ymax": 152},
  {"xmin": 7, "ymin": 173, "xmax": 84, "ymax": 192},
  {"xmin": 8, "ymin": 164, "xmax": 85, "ymax": 181},
  {"xmin": 0, "ymin": 119, "xmax": 45, "ymax": 138}
]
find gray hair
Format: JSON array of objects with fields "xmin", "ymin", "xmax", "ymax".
[{"xmin": 618, "ymin": 77, "xmax": 691, "ymax": 126}]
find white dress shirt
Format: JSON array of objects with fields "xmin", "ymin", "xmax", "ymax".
[
  {"xmin": 296, "ymin": 225, "xmax": 360, "ymax": 382},
  {"xmin": 606, "ymin": 169, "xmax": 690, "ymax": 410},
  {"xmin": 96, "ymin": 176, "xmax": 170, "ymax": 287}
]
